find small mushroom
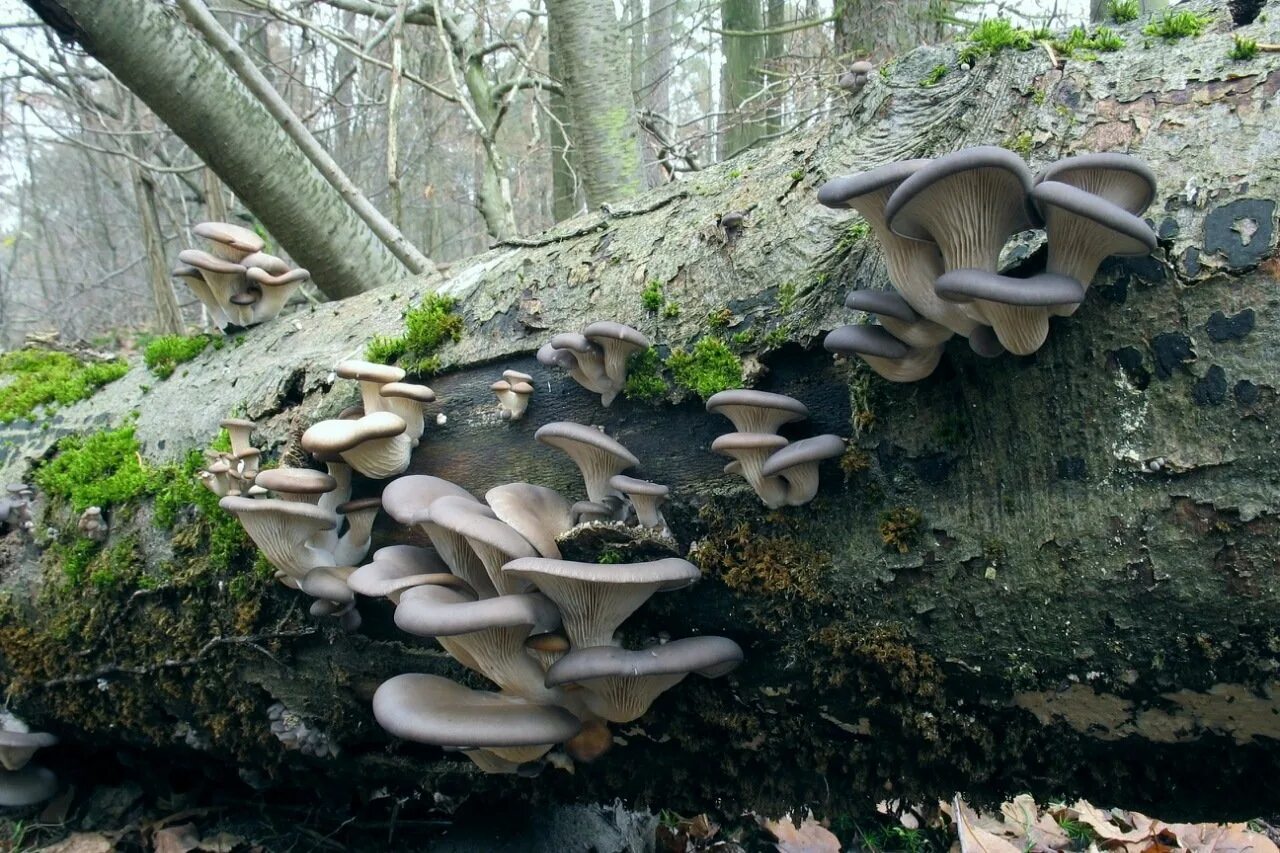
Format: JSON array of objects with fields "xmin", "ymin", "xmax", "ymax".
[
  {"xmin": 607, "ymin": 475, "xmax": 670, "ymax": 532},
  {"xmin": 172, "ymin": 264, "xmax": 229, "ymax": 330},
  {"xmin": 548, "ymin": 333, "xmax": 610, "ymax": 395},
  {"xmin": 380, "ymin": 478, "xmax": 496, "ymax": 598},
  {"xmin": 379, "ymin": 382, "xmax": 436, "ymax": 446},
  {"xmin": 710, "ymin": 432, "xmax": 789, "ymax": 508},
  {"xmin": 299, "ymin": 565, "xmax": 362, "ymax": 632},
  {"xmin": 932, "ymin": 269, "xmax": 1085, "ymax": 353},
  {"xmin": 254, "ymin": 468, "xmax": 337, "ymax": 503},
  {"xmin": 77, "ymin": 506, "xmax": 108, "ymax": 542},
  {"xmin": 220, "ymin": 417, "xmax": 257, "ymax": 458},
  {"xmin": 838, "ymin": 59, "xmax": 874, "ymax": 94},
  {"xmin": 571, "ymin": 500, "xmax": 615, "ymax": 524},
  {"xmin": 244, "ymin": 265, "xmax": 309, "ymax": 322},
  {"xmin": 333, "ymin": 495, "xmax": 382, "ymax": 566},
  {"xmin": 759, "ymin": 434, "xmax": 845, "ymax": 506},
  {"xmin": 0, "ymin": 765, "xmax": 58, "ymax": 808},
  {"xmin": 503, "ymin": 556, "xmax": 700, "ymax": 648},
  {"xmin": 544, "ymin": 637, "xmax": 744, "ymax": 723},
  {"xmin": 335, "ymin": 360, "xmax": 407, "ymax": 415},
  {"xmin": 218, "ymin": 496, "xmax": 337, "ymax": 585},
  {"xmin": 178, "ymin": 250, "xmax": 246, "ymax": 324},
  {"xmin": 485, "ymin": 483, "xmax": 575, "ymax": 559},
  {"xmin": 823, "ymin": 323, "xmax": 943, "ymax": 384},
  {"xmin": 705, "ymin": 389, "xmax": 809, "ymax": 435},
  {"xmin": 582, "ymin": 322, "xmax": 650, "ymax": 407},
  {"xmin": 301, "ymin": 411, "xmax": 411, "ymax": 479},
  {"xmin": 193, "ymin": 221, "xmax": 265, "ymax": 262},
  {"xmin": 347, "ymin": 553, "xmax": 472, "ymax": 603},
  {"xmin": 491, "ymin": 379, "xmax": 534, "ymax": 421},
  {"xmin": 535, "ymin": 422, "xmax": 639, "ymax": 505}
]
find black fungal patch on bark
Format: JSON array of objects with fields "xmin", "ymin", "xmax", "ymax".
[
  {"xmin": 1158, "ymin": 217, "xmax": 1180, "ymax": 240},
  {"xmin": 1205, "ymin": 308, "xmax": 1255, "ymax": 342},
  {"xmin": 1203, "ymin": 199, "xmax": 1276, "ymax": 269},
  {"xmin": 1229, "ymin": 0, "xmax": 1265, "ymax": 25},
  {"xmin": 1056, "ymin": 456, "xmax": 1087, "ymax": 480},
  {"xmin": 1108, "ymin": 346, "xmax": 1150, "ymax": 390},
  {"xmin": 1151, "ymin": 333, "xmax": 1197, "ymax": 380},
  {"xmin": 1234, "ymin": 379, "xmax": 1260, "ymax": 407},
  {"xmin": 1182, "ymin": 247, "xmax": 1201, "ymax": 277},
  {"xmin": 1192, "ymin": 366, "xmax": 1229, "ymax": 406}
]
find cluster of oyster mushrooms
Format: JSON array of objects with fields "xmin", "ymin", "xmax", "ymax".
[
  {"xmin": 818, "ymin": 149, "xmax": 1157, "ymax": 381},
  {"xmin": 490, "ymin": 369, "xmax": 534, "ymax": 421},
  {"xmin": 206, "ymin": 361, "xmax": 437, "ymax": 630},
  {"xmin": 0, "ymin": 484, "xmax": 34, "ymax": 535},
  {"xmin": 536, "ymin": 322, "xmax": 650, "ymax": 407},
  {"xmin": 0, "ymin": 711, "xmax": 58, "ymax": 808},
  {"xmin": 172, "ymin": 221, "xmax": 311, "ymax": 331},
  {"xmin": 354, "ymin": 420, "xmax": 740, "ymax": 774},
  {"xmin": 707, "ymin": 391, "xmax": 844, "ymax": 508}
]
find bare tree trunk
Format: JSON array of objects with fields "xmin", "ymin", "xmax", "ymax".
[
  {"xmin": 26, "ymin": 0, "xmax": 424, "ymax": 299},
  {"xmin": 547, "ymin": 22, "xmax": 579, "ymax": 221},
  {"xmin": 386, "ymin": 0, "xmax": 407, "ymax": 229},
  {"xmin": 546, "ymin": 0, "xmax": 646, "ymax": 208},
  {"xmin": 122, "ymin": 94, "xmax": 183, "ymax": 335},
  {"xmin": 834, "ymin": 0, "xmax": 945, "ymax": 57},
  {"xmin": 202, "ymin": 169, "xmax": 228, "ymax": 224},
  {"xmin": 642, "ymin": 0, "xmax": 674, "ymax": 184},
  {"xmin": 720, "ymin": 0, "xmax": 764, "ymax": 158}
]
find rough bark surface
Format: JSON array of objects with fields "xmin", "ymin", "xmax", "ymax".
[
  {"xmin": 26, "ymin": 0, "xmax": 415, "ymax": 298},
  {"xmin": 3, "ymin": 3, "xmax": 1280, "ymax": 821}
]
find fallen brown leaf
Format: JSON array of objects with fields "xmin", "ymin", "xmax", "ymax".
[
  {"xmin": 152, "ymin": 823, "xmax": 201, "ymax": 853},
  {"xmin": 953, "ymin": 796, "xmax": 1022, "ymax": 853},
  {"xmin": 1073, "ymin": 800, "xmax": 1150, "ymax": 846},
  {"xmin": 1167, "ymin": 823, "xmax": 1280, "ymax": 853},
  {"xmin": 35, "ymin": 833, "xmax": 114, "ymax": 853},
  {"xmin": 761, "ymin": 810, "xmax": 842, "ymax": 853}
]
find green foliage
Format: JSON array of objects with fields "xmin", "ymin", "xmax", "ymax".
[
  {"xmin": 856, "ymin": 824, "xmax": 932, "ymax": 853},
  {"xmin": 777, "ymin": 281, "xmax": 797, "ymax": 313},
  {"xmin": 661, "ymin": 301, "xmax": 681, "ymax": 319},
  {"xmin": 623, "ymin": 348, "xmax": 669, "ymax": 403},
  {"xmin": 1003, "ymin": 131, "xmax": 1034, "ymax": 155},
  {"xmin": 143, "ymin": 334, "xmax": 214, "ymax": 379},
  {"xmin": 1053, "ymin": 25, "xmax": 1126, "ymax": 57},
  {"xmin": 1057, "ymin": 818, "xmax": 1094, "ymax": 845},
  {"xmin": 763, "ymin": 325, "xmax": 790, "ymax": 348},
  {"xmin": 789, "ymin": 169, "xmax": 805, "ymax": 181},
  {"xmin": 641, "ymin": 279, "xmax": 664, "ymax": 312},
  {"xmin": 666, "ymin": 337, "xmax": 743, "ymax": 399},
  {"xmin": 837, "ymin": 219, "xmax": 871, "ymax": 251},
  {"xmin": 598, "ymin": 548, "xmax": 624, "ymax": 564},
  {"xmin": 1230, "ymin": 35, "xmax": 1259, "ymax": 59},
  {"xmin": 707, "ymin": 307, "xmax": 733, "ymax": 329},
  {"xmin": 1142, "ymin": 9, "xmax": 1212, "ymax": 40},
  {"xmin": 958, "ymin": 19, "xmax": 1046, "ymax": 65},
  {"xmin": 0, "ymin": 349, "xmax": 129, "ymax": 424},
  {"xmin": 1107, "ymin": 0, "xmax": 1139, "ymax": 23},
  {"xmin": 731, "ymin": 329, "xmax": 757, "ymax": 347},
  {"xmin": 1032, "ymin": 87, "xmax": 1047, "ymax": 105},
  {"xmin": 365, "ymin": 293, "xmax": 463, "ymax": 375},
  {"xmin": 35, "ymin": 426, "xmax": 150, "ymax": 513},
  {"xmin": 920, "ymin": 63, "xmax": 949, "ymax": 86},
  {"xmin": 151, "ymin": 449, "xmax": 252, "ymax": 574}
]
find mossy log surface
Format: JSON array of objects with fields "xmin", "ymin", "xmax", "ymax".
[{"xmin": 3, "ymin": 1, "xmax": 1280, "ymax": 822}]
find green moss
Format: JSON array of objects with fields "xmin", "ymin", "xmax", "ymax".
[
  {"xmin": 152, "ymin": 450, "xmax": 254, "ymax": 574},
  {"xmin": 1107, "ymin": 0, "xmax": 1138, "ymax": 23},
  {"xmin": 958, "ymin": 18, "xmax": 1046, "ymax": 65},
  {"xmin": 840, "ymin": 447, "xmax": 871, "ymax": 480},
  {"xmin": 762, "ymin": 325, "xmax": 790, "ymax": 349},
  {"xmin": 1052, "ymin": 25, "xmax": 1125, "ymax": 58},
  {"xmin": 143, "ymin": 334, "xmax": 214, "ymax": 379},
  {"xmin": 365, "ymin": 293, "xmax": 463, "ymax": 375},
  {"xmin": 666, "ymin": 338, "xmax": 743, "ymax": 400},
  {"xmin": 34, "ymin": 426, "xmax": 150, "ymax": 513},
  {"xmin": 837, "ymin": 219, "xmax": 871, "ymax": 252},
  {"xmin": 0, "ymin": 349, "xmax": 129, "ymax": 424},
  {"xmin": 1142, "ymin": 9, "xmax": 1212, "ymax": 40},
  {"xmin": 777, "ymin": 282, "xmax": 797, "ymax": 313},
  {"xmin": 707, "ymin": 307, "xmax": 733, "ymax": 330},
  {"xmin": 920, "ymin": 63, "xmax": 949, "ymax": 86},
  {"xmin": 1003, "ymin": 131, "xmax": 1034, "ymax": 155},
  {"xmin": 789, "ymin": 169, "xmax": 805, "ymax": 181},
  {"xmin": 661, "ymin": 301, "xmax": 681, "ymax": 319},
  {"xmin": 623, "ymin": 348, "xmax": 669, "ymax": 403},
  {"xmin": 731, "ymin": 329, "xmax": 757, "ymax": 348},
  {"xmin": 879, "ymin": 507, "xmax": 923, "ymax": 554},
  {"xmin": 1032, "ymin": 88, "xmax": 1047, "ymax": 105},
  {"xmin": 1230, "ymin": 35, "xmax": 1259, "ymax": 60},
  {"xmin": 598, "ymin": 548, "xmax": 624, "ymax": 564},
  {"xmin": 642, "ymin": 279, "xmax": 665, "ymax": 312}
]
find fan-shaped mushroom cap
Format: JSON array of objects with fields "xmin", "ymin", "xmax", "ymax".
[
  {"xmin": 336, "ymin": 360, "xmax": 407, "ymax": 413},
  {"xmin": 571, "ymin": 500, "xmax": 615, "ymax": 524},
  {"xmin": 379, "ymin": 381, "xmax": 435, "ymax": 446},
  {"xmin": 218, "ymin": 496, "xmax": 337, "ymax": 583},
  {"xmin": 178, "ymin": 249, "xmax": 248, "ymax": 318},
  {"xmin": 219, "ymin": 417, "xmax": 256, "ymax": 458},
  {"xmin": 486, "ymin": 483, "xmax": 574, "ymax": 559},
  {"xmin": 172, "ymin": 264, "xmax": 229, "ymax": 330},
  {"xmin": 933, "ymin": 270, "xmax": 1084, "ymax": 353},
  {"xmin": 710, "ymin": 432, "xmax": 789, "ymax": 507},
  {"xmin": 760, "ymin": 434, "xmax": 845, "ymax": 506},
  {"xmin": 525, "ymin": 631, "xmax": 571, "ymax": 672},
  {"xmin": 492, "ymin": 379, "xmax": 533, "ymax": 421},
  {"xmin": 547, "ymin": 333, "xmax": 612, "ymax": 398},
  {"xmin": 254, "ymin": 468, "xmax": 337, "ymax": 503},
  {"xmin": 0, "ymin": 726, "xmax": 56, "ymax": 772},
  {"xmin": 245, "ymin": 265, "xmax": 309, "ymax": 322},
  {"xmin": 535, "ymin": 422, "xmax": 639, "ymax": 504},
  {"xmin": 429, "ymin": 496, "xmax": 538, "ymax": 595},
  {"xmin": 1031, "ymin": 180, "xmax": 1158, "ymax": 317},
  {"xmin": 705, "ymin": 390, "xmax": 809, "ymax": 435},
  {"xmin": 844, "ymin": 290, "xmax": 953, "ymax": 348},
  {"xmin": 395, "ymin": 585, "xmax": 565, "ymax": 701},
  {"xmin": 545, "ymin": 637, "xmax": 745, "ymax": 723},
  {"xmin": 536, "ymin": 342, "xmax": 579, "ymax": 371},
  {"xmin": 372, "ymin": 673, "xmax": 581, "ymax": 752},
  {"xmin": 504, "ymin": 557, "xmax": 700, "ymax": 647},
  {"xmin": 302, "ymin": 411, "xmax": 410, "ymax": 479},
  {"xmin": 193, "ymin": 221, "xmax": 264, "ymax": 261},
  {"xmin": 583, "ymin": 322, "xmax": 650, "ymax": 406},
  {"xmin": 382, "ymin": 482, "xmax": 496, "ymax": 598},
  {"xmin": 608, "ymin": 475, "xmax": 670, "ymax": 529},
  {"xmin": 0, "ymin": 764, "xmax": 58, "ymax": 807},
  {"xmin": 332, "ymin": 495, "xmax": 381, "ymax": 565},
  {"xmin": 380, "ymin": 475, "xmax": 479, "ymax": 526},
  {"xmin": 348, "ymin": 554, "xmax": 471, "ymax": 603},
  {"xmin": 818, "ymin": 160, "xmax": 977, "ymax": 338},
  {"xmin": 299, "ymin": 565, "xmax": 356, "ymax": 605},
  {"xmin": 824, "ymin": 324, "xmax": 944, "ymax": 383},
  {"xmin": 503, "ymin": 369, "xmax": 534, "ymax": 384},
  {"xmin": 1034, "ymin": 153, "xmax": 1157, "ymax": 215},
  {"xmin": 240, "ymin": 251, "xmax": 289, "ymax": 274}
]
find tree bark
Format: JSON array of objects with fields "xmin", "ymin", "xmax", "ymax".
[
  {"xmin": 3, "ymin": 3, "xmax": 1279, "ymax": 822},
  {"xmin": 546, "ymin": 0, "xmax": 647, "ymax": 207},
  {"xmin": 547, "ymin": 21, "xmax": 580, "ymax": 221},
  {"xmin": 834, "ymin": 0, "xmax": 945, "ymax": 58},
  {"xmin": 25, "ymin": 0, "xmax": 424, "ymax": 299},
  {"xmin": 720, "ymin": 0, "xmax": 765, "ymax": 157}
]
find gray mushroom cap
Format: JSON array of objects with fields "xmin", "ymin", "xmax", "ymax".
[
  {"xmin": 503, "ymin": 370, "xmax": 534, "ymax": 383},
  {"xmin": 536, "ymin": 342, "xmax": 578, "ymax": 370},
  {"xmin": 535, "ymin": 422, "xmax": 639, "ymax": 504},
  {"xmin": 485, "ymin": 483, "xmax": 575, "ymax": 559},
  {"xmin": 849, "ymin": 59, "xmax": 874, "ymax": 74},
  {"xmin": 347, "ymin": 554, "xmax": 472, "ymax": 601},
  {"xmin": 380, "ymin": 475, "xmax": 479, "ymax": 526},
  {"xmin": 0, "ymin": 764, "xmax": 57, "ymax": 807},
  {"xmin": 372, "ymin": 673, "xmax": 581, "ymax": 748},
  {"xmin": 1034, "ymin": 153, "xmax": 1157, "ymax": 215},
  {"xmin": 845, "ymin": 290, "xmax": 918, "ymax": 322},
  {"xmin": 299, "ymin": 566, "xmax": 356, "ymax": 605},
  {"xmin": 335, "ymin": 360, "xmax": 406, "ymax": 385},
  {"xmin": 0, "ymin": 729, "xmax": 57, "ymax": 772},
  {"xmin": 394, "ymin": 584, "xmax": 561, "ymax": 638},
  {"xmin": 193, "ymin": 221, "xmax": 265, "ymax": 259},
  {"xmin": 429, "ymin": 495, "xmax": 537, "ymax": 594},
  {"xmin": 705, "ymin": 390, "xmax": 809, "ymax": 435},
  {"xmin": 607, "ymin": 475, "xmax": 669, "ymax": 498},
  {"xmin": 1032, "ymin": 181, "xmax": 1157, "ymax": 256},
  {"xmin": 301, "ymin": 411, "xmax": 406, "ymax": 454},
  {"xmin": 824, "ymin": 324, "xmax": 910, "ymax": 359},
  {"xmin": 934, "ymin": 270, "xmax": 1087, "ymax": 306},
  {"xmin": 549, "ymin": 332, "xmax": 600, "ymax": 354},
  {"xmin": 546, "ymin": 637, "xmax": 745, "ymax": 687},
  {"xmin": 816, "ymin": 160, "xmax": 932, "ymax": 210},
  {"xmin": 967, "ymin": 325, "xmax": 1006, "ymax": 358},
  {"xmin": 255, "ymin": 468, "xmax": 337, "ymax": 499},
  {"xmin": 761, "ymin": 434, "xmax": 845, "ymax": 477}
]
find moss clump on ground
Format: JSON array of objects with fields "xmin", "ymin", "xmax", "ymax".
[
  {"xmin": 624, "ymin": 348, "xmax": 670, "ymax": 402},
  {"xmin": 921, "ymin": 63, "xmax": 949, "ymax": 86},
  {"xmin": 0, "ymin": 349, "xmax": 129, "ymax": 424},
  {"xmin": 1107, "ymin": 0, "xmax": 1138, "ymax": 23},
  {"xmin": 143, "ymin": 334, "xmax": 219, "ymax": 379},
  {"xmin": 667, "ymin": 337, "xmax": 743, "ymax": 399},
  {"xmin": 1229, "ymin": 35, "xmax": 1259, "ymax": 59},
  {"xmin": 1142, "ymin": 9, "xmax": 1212, "ymax": 40},
  {"xmin": 365, "ymin": 293, "xmax": 463, "ymax": 374},
  {"xmin": 879, "ymin": 507, "xmax": 923, "ymax": 553},
  {"xmin": 695, "ymin": 519, "xmax": 834, "ymax": 606}
]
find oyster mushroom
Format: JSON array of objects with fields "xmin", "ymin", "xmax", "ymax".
[
  {"xmin": 759, "ymin": 434, "xmax": 845, "ymax": 506},
  {"xmin": 535, "ymin": 422, "xmax": 639, "ymax": 504},
  {"xmin": 843, "ymin": 290, "xmax": 953, "ymax": 348},
  {"xmin": 608, "ymin": 475, "xmax": 670, "ymax": 532},
  {"xmin": 823, "ymin": 323, "xmax": 943, "ymax": 383},
  {"xmin": 254, "ymin": 468, "xmax": 337, "ymax": 504},
  {"xmin": 710, "ymin": 432, "xmax": 789, "ymax": 508},
  {"xmin": 705, "ymin": 389, "xmax": 809, "ymax": 435},
  {"xmin": 335, "ymin": 360, "xmax": 406, "ymax": 415},
  {"xmin": 582, "ymin": 322, "xmax": 650, "ymax": 407},
  {"xmin": 1033, "ymin": 152, "xmax": 1157, "ymax": 215},
  {"xmin": 193, "ymin": 221, "xmax": 264, "ymax": 262},
  {"xmin": 428, "ymin": 496, "xmax": 539, "ymax": 595},
  {"xmin": 301, "ymin": 411, "xmax": 411, "ymax": 479},
  {"xmin": 485, "ymin": 483, "xmax": 575, "ymax": 559},
  {"xmin": 379, "ymin": 381, "xmax": 436, "ymax": 446},
  {"xmin": 218, "ymin": 496, "xmax": 337, "ymax": 585}
]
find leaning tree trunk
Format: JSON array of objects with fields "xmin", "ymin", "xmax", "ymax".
[
  {"xmin": 719, "ymin": 0, "xmax": 765, "ymax": 158},
  {"xmin": 2, "ymin": 0, "xmax": 1279, "ymax": 823},
  {"xmin": 24, "ymin": 0, "xmax": 417, "ymax": 299},
  {"xmin": 835, "ymin": 0, "xmax": 946, "ymax": 58}
]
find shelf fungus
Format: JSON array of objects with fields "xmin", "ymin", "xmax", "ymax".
[
  {"xmin": 340, "ymin": 423, "xmax": 739, "ymax": 774},
  {"xmin": 537, "ymin": 322, "xmax": 650, "ymax": 407},
  {"xmin": 818, "ymin": 147, "xmax": 1157, "ymax": 377},
  {"xmin": 706, "ymin": 390, "xmax": 844, "ymax": 507},
  {"xmin": 172, "ymin": 222, "xmax": 309, "ymax": 331}
]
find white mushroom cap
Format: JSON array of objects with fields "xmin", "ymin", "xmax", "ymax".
[
  {"xmin": 301, "ymin": 411, "xmax": 411, "ymax": 479},
  {"xmin": 534, "ymin": 422, "xmax": 639, "ymax": 504},
  {"xmin": 429, "ymin": 496, "xmax": 539, "ymax": 595},
  {"xmin": 0, "ymin": 764, "xmax": 58, "ymax": 807},
  {"xmin": 759, "ymin": 434, "xmax": 845, "ymax": 506},
  {"xmin": 193, "ymin": 221, "xmax": 265, "ymax": 262},
  {"xmin": 710, "ymin": 432, "xmax": 789, "ymax": 507},
  {"xmin": 503, "ymin": 557, "xmax": 700, "ymax": 648},
  {"xmin": 583, "ymin": 322, "xmax": 650, "ymax": 407},
  {"xmin": 336, "ymin": 360, "xmax": 407, "ymax": 414},
  {"xmin": 0, "ymin": 722, "xmax": 56, "ymax": 772},
  {"xmin": 705, "ymin": 390, "xmax": 809, "ymax": 435},
  {"xmin": 379, "ymin": 382, "xmax": 436, "ymax": 446},
  {"xmin": 218, "ymin": 496, "xmax": 337, "ymax": 584},
  {"xmin": 607, "ymin": 475, "xmax": 669, "ymax": 530},
  {"xmin": 485, "ymin": 483, "xmax": 575, "ymax": 559},
  {"xmin": 254, "ymin": 468, "xmax": 337, "ymax": 503}
]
